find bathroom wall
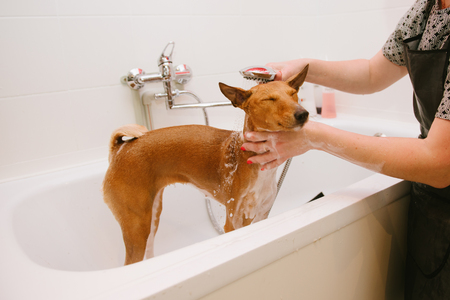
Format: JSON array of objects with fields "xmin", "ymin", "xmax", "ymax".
[{"xmin": 0, "ymin": 0, "xmax": 415, "ymax": 182}]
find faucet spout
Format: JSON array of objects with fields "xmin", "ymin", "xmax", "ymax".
[{"xmin": 138, "ymin": 73, "xmax": 163, "ymax": 84}]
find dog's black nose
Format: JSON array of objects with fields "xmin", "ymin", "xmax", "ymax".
[{"xmin": 294, "ymin": 110, "xmax": 309, "ymax": 124}]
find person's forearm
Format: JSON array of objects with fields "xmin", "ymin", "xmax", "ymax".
[
  {"xmin": 302, "ymin": 58, "xmax": 373, "ymax": 94},
  {"xmin": 283, "ymin": 51, "xmax": 408, "ymax": 95},
  {"xmin": 243, "ymin": 119, "xmax": 450, "ymax": 188},
  {"xmin": 307, "ymin": 121, "xmax": 450, "ymax": 188}
]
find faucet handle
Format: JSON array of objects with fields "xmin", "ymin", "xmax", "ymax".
[
  {"xmin": 174, "ymin": 64, "xmax": 192, "ymax": 84},
  {"xmin": 159, "ymin": 41, "xmax": 175, "ymax": 66},
  {"xmin": 125, "ymin": 68, "xmax": 146, "ymax": 89}
]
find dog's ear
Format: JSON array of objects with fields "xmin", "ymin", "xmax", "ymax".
[
  {"xmin": 219, "ymin": 82, "xmax": 252, "ymax": 108},
  {"xmin": 287, "ymin": 64, "xmax": 309, "ymax": 91}
]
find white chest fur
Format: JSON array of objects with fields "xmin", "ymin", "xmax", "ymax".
[{"xmin": 230, "ymin": 168, "xmax": 278, "ymax": 228}]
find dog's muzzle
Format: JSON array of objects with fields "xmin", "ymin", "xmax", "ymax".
[{"xmin": 294, "ymin": 109, "xmax": 309, "ymax": 125}]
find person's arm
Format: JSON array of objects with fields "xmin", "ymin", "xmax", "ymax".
[
  {"xmin": 243, "ymin": 51, "xmax": 450, "ymax": 188},
  {"xmin": 243, "ymin": 117, "xmax": 450, "ymax": 189},
  {"xmin": 268, "ymin": 50, "xmax": 408, "ymax": 94}
]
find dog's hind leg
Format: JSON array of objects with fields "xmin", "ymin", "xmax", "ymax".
[
  {"xmin": 144, "ymin": 189, "xmax": 163, "ymax": 260},
  {"xmin": 122, "ymin": 225, "xmax": 149, "ymax": 265},
  {"xmin": 116, "ymin": 188, "xmax": 163, "ymax": 265}
]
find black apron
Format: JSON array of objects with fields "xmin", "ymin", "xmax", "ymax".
[{"xmin": 403, "ymin": 33, "xmax": 450, "ymax": 299}]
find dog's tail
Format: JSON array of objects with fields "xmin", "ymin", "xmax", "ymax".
[{"xmin": 108, "ymin": 124, "xmax": 148, "ymax": 161}]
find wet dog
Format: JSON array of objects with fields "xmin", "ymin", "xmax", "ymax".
[{"xmin": 102, "ymin": 65, "xmax": 309, "ymax": 265}]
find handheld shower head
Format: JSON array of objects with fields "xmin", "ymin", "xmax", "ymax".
[{"xmin": 239, "ymin": 65, "xmax": 277, "ymax": 83}]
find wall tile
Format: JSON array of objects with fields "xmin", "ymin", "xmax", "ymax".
[
  {"xmin": 192, "ymin": 0, "xmax": 241, "ymax": 15},
  {"xmin": 235, "ymin": 15, "xmax": 290, "ymax": 65},
  {"xmin": 56, "ymin": 0, "xmax": 132, "ymax": 16},
  {"xmin": 317, "ymin": 0, "xmax": 413, "ymax": 15},
  {"xmin": 388, "ymin": 0, "xmax": 416, "ymax": 10},
  {"xmin": 0, "ymin": 18, "xmax": 68, "ymax": 97},
  {"xmin": 187, "ymin": 16, "xmax": 244, "ymax": 75},
  {"xmin": 0, "ymin": 93, "xmax": 77, "ymax": 167},
  {"xmin": 0, "ymin": 0, "xmax": 57, "ymax": 16},
  {"xmin": 239, "ymin": 0, "xmax": 412, "ymax": 17},
  {"xmin": 131, "ymin": 0, "xmax": 193, "ymax": 15},
  {"xmin": 312, "ymin": 10, "xmax": 396, "ymax": 61},
  {"xmin": 67, "ymin": 85, "xmax": 136, "ymax": 150},
  {"xmin": 279, "ymin": 16, "xmax": 322, "ymax": 61},
  {"xmin": 128, "ymin": 16, "xmax": 195, "ymax": 74},
  {"xmin": 59, "ymin": 17, "xmax": 133, "ymax": 90},
  {"xmin": 240, "ymin": 0, "xmax": 317, "ymax": 16},
  {"xmin": 131, "ymin": 16, "xmax": 246, "ymax": 77},
  {"xmin": 0, "ymin": 85, "xmax": 135, "ymax": 174},
  {"xmin": 337, "ymin": 76, "xmax": 414, "ymax": 115}
]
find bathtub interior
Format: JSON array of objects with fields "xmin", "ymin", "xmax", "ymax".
[{"xmin": 10, "ymin": 115, "xmax": 419, "ymax": 272}]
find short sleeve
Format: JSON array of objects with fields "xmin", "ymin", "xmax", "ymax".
[{"xmin": 382, "ymin": 0, "xmax": 431, "ymax": 66}]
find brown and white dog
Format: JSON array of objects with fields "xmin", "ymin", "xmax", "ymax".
[{"xmin": 103, "ymin": 65, "xmax": 309, "ymax": 265}]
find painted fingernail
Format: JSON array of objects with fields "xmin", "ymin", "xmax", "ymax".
[
  {"xmin": 247, "ymin": 160, "xmax": 253, "ymax": 164},
  {"xmin": 241, "ymin": 146, "xmax": 246, "ymax": 151}
]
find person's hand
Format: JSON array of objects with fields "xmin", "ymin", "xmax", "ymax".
[
  {"xmin": 266, "ymin": 59, "xmax": 309, "ymax": 82},
  {"xmin": 241, "ymin": 124, "xmax": 313, "ymax": 170}
]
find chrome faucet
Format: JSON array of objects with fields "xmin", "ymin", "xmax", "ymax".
[
  {"xmin": 155, "ymin": 42, "xmax": 177, "ymax": 108},
  {"xmin": 124, "ymin": 41, "xmax": 230, "ymax": 110}
]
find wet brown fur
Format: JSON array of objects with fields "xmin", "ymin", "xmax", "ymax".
[{"xmin": 103, "ymin": 65, "xmax": 309, "ymax": 265}]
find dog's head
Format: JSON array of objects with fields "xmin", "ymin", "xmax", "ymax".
[{"xmin": 219, "ymin": 64, "xmax": 309, "ymax": 131}]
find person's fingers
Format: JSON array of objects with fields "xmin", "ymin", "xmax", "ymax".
[
  {"xmin": 274, "ymin": 71, "xmax": 283, "ymax": 81},
  {"xmin": 260, "ymin": 158, "xmax": 286, "ymax": 171},
  {"xmin": 241, "ymin": 141, "xmax": 269, "ymax": 154},
  {"xmin": 241, "ymin": 130, "xmax": 292, "ymax": 169},
  {"xmin": 246, "ymin": 150, "xmax": 279, "ymax": 166}
]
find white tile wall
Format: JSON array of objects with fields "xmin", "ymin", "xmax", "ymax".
[
  {"xmin": 56, "ymin": 0, "xmax": 132, "ymax": 16},
  {"xmin": 59, "ymin": 17, "xmax": 133, "ymax": 90},
  {"xmin": 0, "ymin": 18, "xmax": 67, "ymax": 97},
  {"xmin": 0, "ymin": 0, "xmax": 57, "ymax": 16},
  {"xmin": 0, "ymin": 92, "xmax": 78, "ymax": 165},
  {"xmin": 0, "ymin": 0, "xmax": 416, "ymax": 182}
]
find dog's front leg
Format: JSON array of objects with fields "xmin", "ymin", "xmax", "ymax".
[{"xmin": 223, "ymin": 194, "xmax": 256, "ymax": 233}]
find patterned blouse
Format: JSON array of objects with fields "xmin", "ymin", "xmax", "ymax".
[{"xmin": 382, "ymin": 0, "xmax": 450, "ymax": 120}]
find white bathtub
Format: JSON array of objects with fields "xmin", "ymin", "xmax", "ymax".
[{"xmin": 0, "ymin": 114, "xmax": 419, "ymax": 300}]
